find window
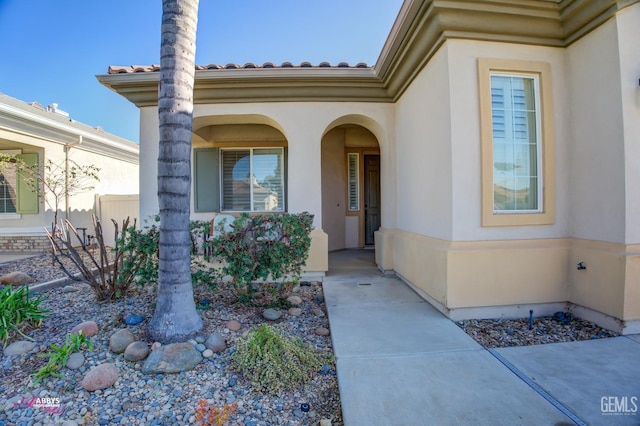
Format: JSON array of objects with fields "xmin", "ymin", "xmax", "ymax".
[
  {"xmin": 194, "ymin": 147, "xmax": 286, "ymax": 213},
  {"xmin": 490, "ymin": 74, "xmax": 540, "ymax": 212},
  {"xmin": 347, "ymin": 153, "xmax": 359, "ymax": 211},
  {"xmin": 221, "ymin": 148, "xmax": 284, "ymax": 212},
  {"xmin": 479, "ymin": 59, "xmax": 555, "ymax": 226},
  {"xmin": 0, "ymin": 151, "xmax": 38, "ymax": 215}
]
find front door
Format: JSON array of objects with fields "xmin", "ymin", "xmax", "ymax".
[{"xmin": 364, "ymin": 155, "xmax": 380, "ymax": 245}]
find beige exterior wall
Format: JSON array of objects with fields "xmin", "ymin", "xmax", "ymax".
[
  {"xmin": 567, "ymin": 18, "xmax": 626, "ymax": 244},
  {"xmin": 139, "ymin": 102, "xmax": 394, "ymax": 272},
  {"xmin": 394, "ymin": 45, "xmax": 453, "ymax": 240},
  {"xmin": 382, "ymin": 6, "xmax": 640, "ymax": 331},
  {"xmin": 617, "ymin": 4, "xmax": 640, "ymax": 244},
  {"xmin": 0, "ymin": 129, "xmax": 139, "ymax": 238}
]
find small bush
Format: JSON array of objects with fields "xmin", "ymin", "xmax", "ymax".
[
  {"xmin": 232, "ymin": 324, "xmax": 331, "ymax": 394},
  {"xmin": 33, "ymin": 331, "xmax": 93, "ymax": 383},
  {"xmin": 0, "ymin": 286, "xmax": 48, "ymax": 347},
  {"xmin": 210, "ymin": 212, "xmax": 313, "ymax": 305}
]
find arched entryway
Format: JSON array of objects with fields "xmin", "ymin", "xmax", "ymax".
[{"xmin": 321, "ymin": 124, "xmax": 381, "ymax": 251}]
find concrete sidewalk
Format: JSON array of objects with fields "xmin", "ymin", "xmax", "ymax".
[{"xmin": 324, "ymin": 250, "xmax": 640, "ymax": 426}]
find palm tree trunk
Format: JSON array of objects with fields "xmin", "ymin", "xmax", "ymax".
[{"xmin": 148, "ymin": 0, "xmax": 202, "ymax": 343}]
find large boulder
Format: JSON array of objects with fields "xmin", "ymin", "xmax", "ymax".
[
  {"xmin": 81, "ymin": 363, "xmax": 119, "ymax": 391},
  {"xmin": 141, "ymin": 342, "xmax": 202, "ymax": 374}
]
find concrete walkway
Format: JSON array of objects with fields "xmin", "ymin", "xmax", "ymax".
[{"xmin": 324, "ymin": 250, "xmax": 640, "ymax": 426}]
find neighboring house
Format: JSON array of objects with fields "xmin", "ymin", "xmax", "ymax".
[
  {"xmin": 0, "ymin": 93, "xmax": 139, "ymax": 252},
  {"xmin": 98, "ymin": 0, "xmax": 640, "ymax": 334}
]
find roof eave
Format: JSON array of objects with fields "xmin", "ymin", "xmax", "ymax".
[{"xmin": 97, "ymin": 67, "xmax": 390, "ymax": 107}]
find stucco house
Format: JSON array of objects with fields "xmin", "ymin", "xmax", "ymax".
[
  {"xmin": 0, "ymin": 93, "xmax": 139, "ymax": 252},
  {"xmin": 98, "ymin": 0, "xmax": 640, "ymax": 334}
]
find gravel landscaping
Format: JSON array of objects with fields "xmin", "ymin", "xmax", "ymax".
[
  {"xmin": 456, "ymin": 315, "xmax": 620, "ymax": 348},
  {"xmin": 0, "ymin": 254, "xmax": 342, "ymax": 426}
]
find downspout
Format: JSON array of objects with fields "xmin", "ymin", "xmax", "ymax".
[{"xmin": 64, "ymin": 135, "xmax": 82, "ymax": 221}]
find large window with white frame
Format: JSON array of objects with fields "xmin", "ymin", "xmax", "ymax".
[
  {"xmin": 479, "ymin": 58, "xmax": 555, "ymax": 227},
  {"xmin": 220, "ymin": 147, "xmax": 284, "ymax": 212}
]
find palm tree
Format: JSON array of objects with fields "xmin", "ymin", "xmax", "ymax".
[{"xmin": 148, "ymin": 0, "xmax": 202, "ymax": 343}]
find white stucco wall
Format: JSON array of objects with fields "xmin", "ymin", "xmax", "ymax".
[{"xmin": 394, "ymin": 45, "xmax": 453, "ymax": 240}]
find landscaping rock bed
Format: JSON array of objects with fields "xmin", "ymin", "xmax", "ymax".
[
  {"xmin": 456, "ymin": 315, "xmax": 620, "ymax": 348},
  {"xmin": 0, "ymin": 254, "xmax": 342, "ymax": 425}
]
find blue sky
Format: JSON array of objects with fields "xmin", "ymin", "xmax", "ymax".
[{"xmin": 0, "ymin": 0, "xmax": 403, "ymax": 143}]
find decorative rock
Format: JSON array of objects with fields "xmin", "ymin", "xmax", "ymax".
[
  {"xmin": 288, "ymin": 308, "xmax": 302, "ymax": 316},
  {"xmin": 311, "ymin": 307, "xmax": 325, "ymax": 317},
  {"xmin": 124, "ymin": 341, "xmax": 150, "ymax": 362},
  {"xmin": 195, "ymin": 343, "xmax": 206, "ymax": 352},
  {"xmin": 151, "ymin": 342, "xmax": 162, "ymax": 351},
  {"xmin": 287, "ymin": 295, "xmax": 302, "ymax": 306},
  {"xmin": 315, "ymin": 327, "xmax": 330, "ymax": 336},
  {"xmin": 109, "ymin": 329, "xmax": 136, "ymax": 354},
  {"xmin": 66, "ymin": 352, "xmax": 85, "ymax": 370},
  {"xmin": 70, "ymin": 321, "xmax": 99, "ymax": 337},
  {"xmin": 3, "ymin": 340, "xmax": 36, "ymax": 356},
  {"xmin": 202, "ymin": 349, "xmax": 214, "ymax": 358},
  {"xmin": 141, "ymin": 342, "xmax": 202, "ymax": 374},
  {"xmin": 81, "ymin": 363, "xmax": 119, "ymax": 391},
  {"xmin": 0, "ymin": 271, "xmax": 33, "ymax": 285},
  {"xmin": 205, "ymin": 333, "xmax": 226, "ymax": 352},
  {"xmin": 320, "ymin": 419, "xmax": 332, "ymax": 426},
  {"xmin": 263, "ymin": 308, "xmax": 282, "ymax": 321},
  {"xmin": 124, "ymin": 314, "xmax": 144, "ymax": 326},
  {"xmin": 225, "ymin": 320, "xmax": 242, "ymax": 331}
]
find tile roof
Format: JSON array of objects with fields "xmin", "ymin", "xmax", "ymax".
[{"xmin": 108, "ymin": 62, "xmax": 370, "ymax": 74}]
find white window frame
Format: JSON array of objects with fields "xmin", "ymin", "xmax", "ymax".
[
  {"xmin": 490, "ymin": 72, "xmax": 543, "ymax": 214},
  {"xmin": 347, "ymin": 153, "xmax": 360, "ymax": 211},
  {"xmin": 219, "ymin": 147, "xmax": 285, "ymax": 213},
  {"xmin": 0, "ymin": 149, "xmax": 22, "ymax": 218}
]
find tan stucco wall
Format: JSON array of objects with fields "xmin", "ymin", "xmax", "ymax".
[
  {"xmin": 445, "ymin": 40, "xmax": 570, "ymax": 241},
  {"xmin": 394, "ymin": 45, "xmax": 453, "ymax": 240},
  {"xmin": 384, "ymin": 8, "xmax": 639, "ymax": 328},
  {"xmin": 567, "ymin": 18, "xmax": 626, "ymax": 244},
  {"xmin": 321, "ymin": 128, "xmax": 346, "ymax": 251},
  {"xmin": 569, "ymin": 239, "xmax": 640, "ymax": 321},
  {"xmin": 618, "ymin": 4, "xmax": 640, "ymax": 244},
  {"xmin": 139, "ymin": 102, "xmax": 394, "ymax": 272}
]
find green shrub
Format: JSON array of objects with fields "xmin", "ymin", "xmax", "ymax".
[
  {"xmin": 209, "ymin": 212, "xmax": 313, "ymax": 305},
  {"xmin": 0, "ymin": 286, "xmax": 48, "ymax": 347},
  {"xmin": 33, "ymin": 332, "xmax": 93, "ymax": 383},
  {"xmin": 117, "ymin": 216, "xmax": 217, "ymax": 291},
  {"xmin": 232, "ymin": 324, "xmax": 331, "ymax": 394}
]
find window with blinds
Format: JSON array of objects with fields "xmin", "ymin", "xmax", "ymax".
[
  {"xmin": 490, "ymin": 74, "xmax": 541, "ymax": 213},
  {"xmin": 221, "ymin": 148, "xmax": 284, "ymax": 212},
  {"xmin": 348, "ymin": 153, "xmax": 359, "ymax": 211},
  {"xmin": 0, "ymin": 167, "xmax": 17, "ymax": 214}
]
